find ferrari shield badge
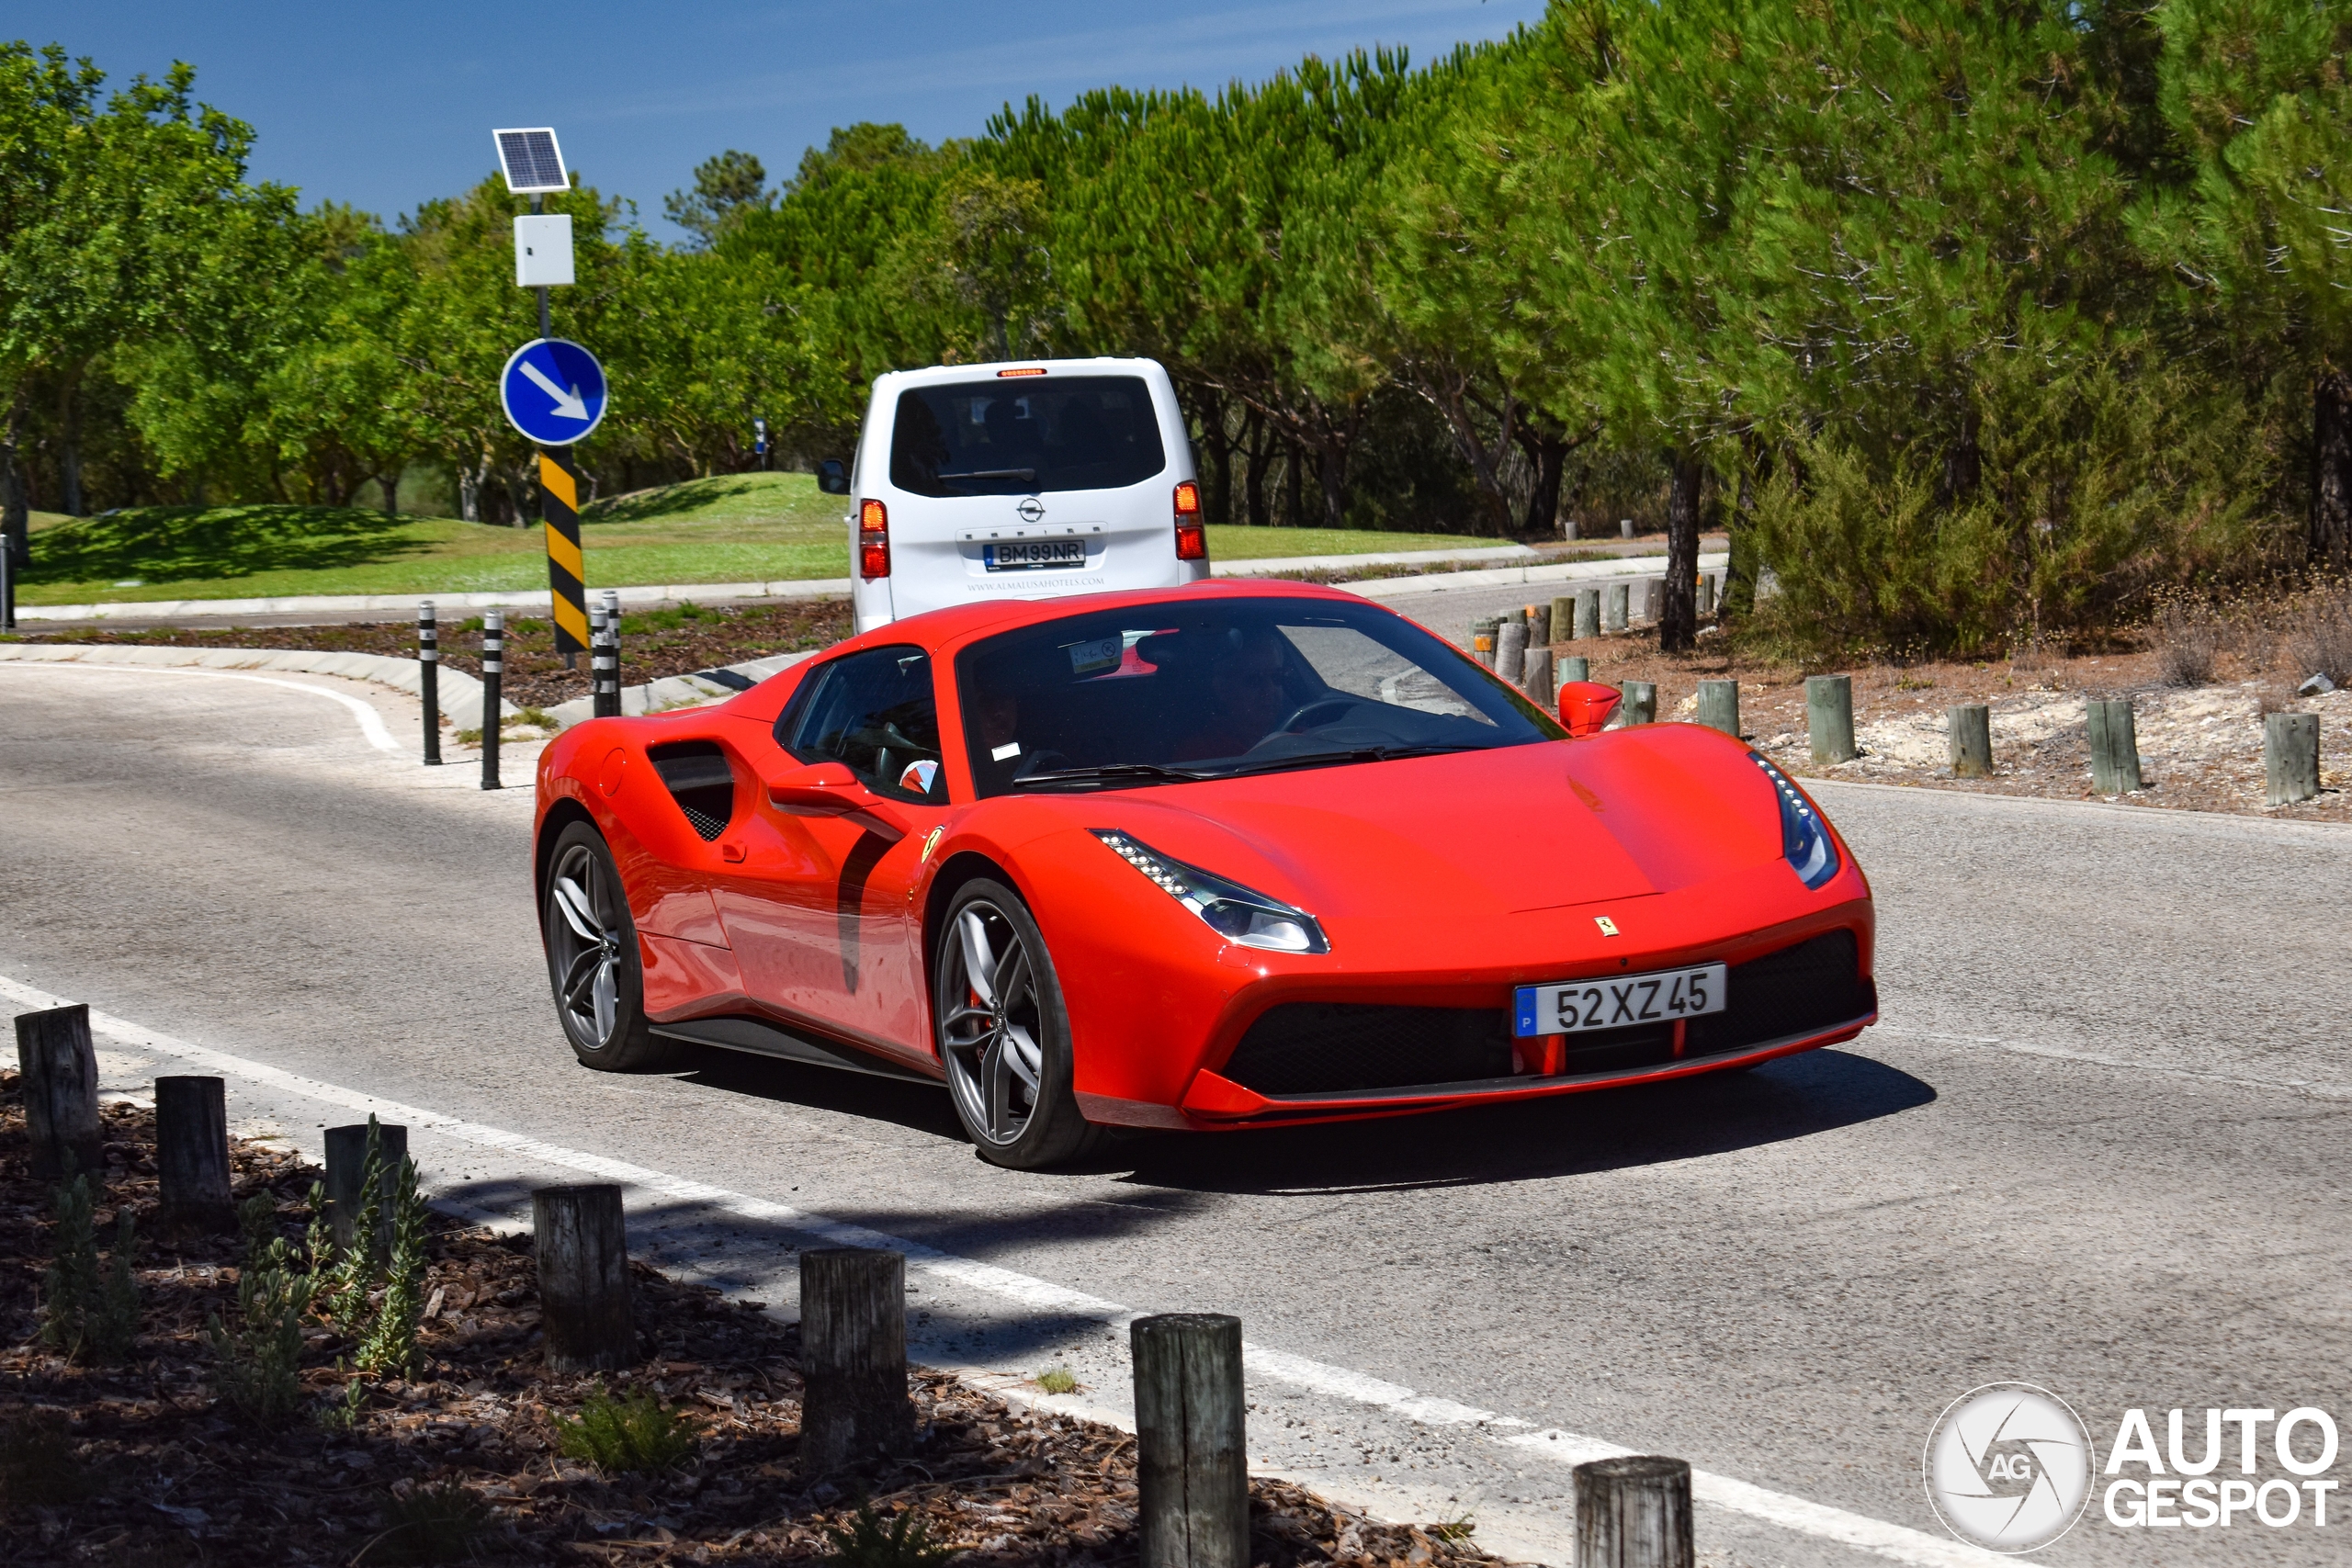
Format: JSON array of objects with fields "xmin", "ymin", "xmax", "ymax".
[{"xmin": 1593, "ymin": 915, "xmax": 1620, "ymax": 937}]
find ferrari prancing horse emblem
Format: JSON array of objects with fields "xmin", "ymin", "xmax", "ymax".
[{"xmin": 1593, "ymin": 916, "xmax": 1620, "ymax": 937}]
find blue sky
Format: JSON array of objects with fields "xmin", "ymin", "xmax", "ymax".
[{"xmin": 25, "ymin": 1, "xmax": 1547, "ymax": 240}]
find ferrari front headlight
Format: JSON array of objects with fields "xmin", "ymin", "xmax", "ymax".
[
  {"xmin": 1750, "ymin": 753, "xmax": 1840, "ymax": 889},
  {"xmin": 1091, "ymin": 829, "xmax": 1329, "ymax": 953}
]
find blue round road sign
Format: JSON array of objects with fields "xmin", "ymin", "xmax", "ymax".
[{"xmin": 500, "ymin": 338, "xmax": 608, "ymax": 446}]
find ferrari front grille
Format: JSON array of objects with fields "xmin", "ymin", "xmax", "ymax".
[{"xmin": 1218, "ymin": 928, "xmax": 1871, "ymax": 1099}]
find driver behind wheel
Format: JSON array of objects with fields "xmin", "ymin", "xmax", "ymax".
[{"xmin": 1172, "ymin": 626, "xmax": 1292, "ymax": 761}]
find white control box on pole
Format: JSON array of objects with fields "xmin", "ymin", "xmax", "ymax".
[{"xmin": 514, "ymin": 214, "xmax": 575, "ymax": 287}]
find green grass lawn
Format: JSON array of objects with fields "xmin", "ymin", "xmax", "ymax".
[{"xmin": 17, "ymin": 473, "xmax": 1495, "ymax": 604}]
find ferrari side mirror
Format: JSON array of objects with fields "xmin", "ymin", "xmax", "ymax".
[
  {"xmin": 767, "ymin": 761, "xmax": 908, "ymax": 842},
  {"xmin": 1558, "ymin": 681, "xmax": 1623, "ymax": 738}
]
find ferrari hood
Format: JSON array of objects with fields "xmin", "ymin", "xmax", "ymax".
[{"xmin": 1031, "ymin": 728, "xmax": 1783, "ymax": 923}]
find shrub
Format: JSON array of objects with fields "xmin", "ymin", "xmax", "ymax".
[
  {"xmin": 1745, "ymin": 360, "xmax": 2278, "ymax": 659},
  {"xmin": 552, "ymin": 1388, "xmax": 699, "ymax": 1474},
  {"xmin": 1034, "ymin": 1368, "xmax": 1078, "ymax": 1395},
  {"xmin": 2156, "ymin": 603, "xmax": 2220, "ymax": 686},
  {"xmin": 359, "ymin": 1483, "xmax": 493, "ymax": 1565},
  {"xmin": 206, "ymin": 1242, "xmax": 312, "ymax": 1427},
  {"xmin": 2286, "ymin": 584, "xmax": 2352, "ymax": 684},
  {"xmin": 822, "ymin": 1503, "xmax": 961, "ymax": 1568},
  {"xmin": 40, "ymin": 1173, "xmax": 140, "ymax": 1363}
]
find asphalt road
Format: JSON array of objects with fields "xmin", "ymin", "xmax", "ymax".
[{"xmin": 2, "ymin": 658, "xmax": 2346, "ymax": 1568}]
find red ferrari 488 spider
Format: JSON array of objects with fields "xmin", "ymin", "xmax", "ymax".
[{"xmin": 534, "ymin": 581, "xmax": 1876, "ymax": 1168}]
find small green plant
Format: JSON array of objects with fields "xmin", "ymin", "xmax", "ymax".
[
  {"xmin": 318, "ymin": 1361, "xmax": 371, "ymax": 1432},
  {"xmin": 1034, "ymin": 1367, "xmax": 1079, "ymax": 1395},
  {"xmin": 551, "ymin": 1387, "xmax": 699, "ymax": 1474},
  {"xmin": 821, "ymin": 1502, "xmax": 961, "ymax": 1568},
  {"xmin": 40, "ymin": 1172, "xmax": 140, "ymax": 1363},
  {"xmin": 322, "ymin": 1118, "xmax": 392, "ymax": 1331},
  {"xmin": 358, "ymin": 1482, "xmax": 492, "ymax": 1565},
  {"xmin": 0, "ymin": 1410, "xmax": 91, "ymax": 1512},
  {"xmin": 206, "ymin": 1233, "xmax": 313, "ymax": 1426},
  {"xmin": 356, "ymin": 1153, "xmax": 429, "ymax": 1378},
  {"xmin": 1430, "ymin": 1510, "xmax": 1477, "ymax": 1544}
]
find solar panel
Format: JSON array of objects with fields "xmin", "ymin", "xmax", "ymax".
[{"xmin": 493, "ymin": 128, "xmax": 569, "ymax": 194}]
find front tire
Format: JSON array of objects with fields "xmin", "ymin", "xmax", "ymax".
[
  {"xmin": 543, "ymin": 821, "xmax": 675, "ymax": 1072},
  {"xmin": 934, "ymin": 879, "xmax": 1103, "ymax": 1169}
]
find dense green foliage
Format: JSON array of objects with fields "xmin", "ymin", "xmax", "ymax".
[{"xmin": 5, "ymin": 2, "xmax": 2349, "ymax": 650}]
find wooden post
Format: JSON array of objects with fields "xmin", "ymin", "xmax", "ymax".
[
  {"xmin": 1640, "ymin": 579, "xmax": 1662, "ymax": 623},
  {"xmin": 1616, "ymin": 681, "xmax": 1657, "ymax": 727},
  {"xmin": 800, "ymin": 1247, "xmax": 912, "ymax": 1471},
  {"xmin": 14, "ymin": 1004, "xmax": 102, "ymax": 1181},
  {"xmin": 1805, "ymin": 675, "xmax": 1857, "ymax": 764},
  {"xmin": 1496, "ymin": 620, "xmax": 1529, "ymax": 686},
  {"xmin": 1574, "ymin": 1455, "xmax": 1694, "ymax": 1568},
  {"xmin": 1528, "ymin": 602, "xmax": 1554, "ymax": 646},
  {"xmin": 1522, "ymin": 648, "xmax": 1555, "ymax": 707},
  {"xmin": 1950, "ymin": 704, "xmax": 1994, "ymax": 778},
  {"xmin": 2265, "ymin": 711, "xmax": 2320, "ymax": 805},
  {"xmin": 1604, "ymin": 581, "xmax": 1629, "ymax": 633},
  {"xmin": 1551, "ymin": 597, "xmax": 1577, "ymax": 645},
  {"xmin": 1696, "ymin": 679, "xmax": 1739, "ymax": 736},
  {"xmin": 2087, "ymin": 699, "xmax": 2143, "ymax": 795},
  {"xmin": 1575, "ymin": 589, "xmax": 1601, "ymax": 640},
  {"xmin": 1470, "ymin": 616, "xmax": 1500, "ymax": 669},
  {"xmin": 1560, "ymin": 656, "xmax": 1591, "ymax": 685},
  {"xmin": 154, "ymin": 1077, "xmax": 235, "ymax": 1237},
  {"xmin": 1696, "ymin": 573, "xmax": 1716, "ymax": 616},
  {"xmin": 324, "ymin": 1122, "xmax": 409, "ymax": 1254},
  {"xmin": 534, "ymin": 1183, "xmax": 638, "ymax": 1373},
  {"xmin": 1133, "ymin": 1313, "xmax": 1249, "ymax": 1568}
]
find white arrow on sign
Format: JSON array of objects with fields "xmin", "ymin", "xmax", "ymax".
[{"xmin": 519, "ymin": 359, "xmax": 591, "ymax": 420}]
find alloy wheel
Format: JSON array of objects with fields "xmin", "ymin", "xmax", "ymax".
[
  {"xmin": 939, "ymin": 900, "xmax": 1046, "ymax": 1146},
  {"xmin": 548, "ymin": 842, "xmax": 623, "ymax": 1050}
]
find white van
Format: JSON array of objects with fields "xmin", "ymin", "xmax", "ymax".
[{"xmin": 817, "ymin": 357, "xmax": 1210, "ymax": 631}]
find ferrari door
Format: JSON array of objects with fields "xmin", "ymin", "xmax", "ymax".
[{"xmin": 711, "ymin": 645, "xmax": 950, "ymax": 1064}]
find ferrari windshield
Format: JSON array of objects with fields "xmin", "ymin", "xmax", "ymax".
[{"xmin": 956, "ymin": 596, "xmax": 1562, "ymax": 795}]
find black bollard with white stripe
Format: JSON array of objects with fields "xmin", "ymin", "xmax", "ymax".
[
  {"xmin": 481, "ymin": 609, "xmax": 503, "ymax": 791},
  {"xmin": 603, "ymin": 591, "xmax": 622, "ymax": 715},
  {"xmin": 418, "ymin": 600, "xmax": 442, "ymax": 765},
  {"xmin": 587, "ymin": 601, "xmax": 611, "ymax": 718}
]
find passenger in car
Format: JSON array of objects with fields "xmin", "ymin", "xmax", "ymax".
[{"xmin": 1172, "ymin": 628, "xmax": 1292, "ymax": 761}]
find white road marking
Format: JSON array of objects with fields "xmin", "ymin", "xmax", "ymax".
[
  {"xmin": 3, "ymin": 662, "xmax": 402, "ymax": 753},
  {"xmin": 1875, "ymin": 1023, "xmax": 2352, "ymax": 1100},
  {"xmin": 0, "ymin": 973, "xmax": 2018, "ymax": 1567}
]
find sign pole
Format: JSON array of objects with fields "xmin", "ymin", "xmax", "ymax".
[{"xmin": 539, "ymin": 449, "xmax": 590, "ymax": 664}]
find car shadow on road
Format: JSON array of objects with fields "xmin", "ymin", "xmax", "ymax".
[
  {"xmin": 666, "ymin": 1040, "xmax": 1935, "ymax": 1198},
  {"xmin": 1114, "ymin": 1047, "xmax": 1935, "ymax": 1196}
]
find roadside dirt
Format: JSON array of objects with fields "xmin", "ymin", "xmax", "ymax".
[
  {"xmin": 2, "ymin": 600, "xmax": 854, "ymax": 715},
  {"xmin": 0, "ymin": 1077, "xmax": 1491, "ymax": 1567},
  {"xmin": 1533, "ymin": 629, "xmax": 2351, "ymax": 822}
]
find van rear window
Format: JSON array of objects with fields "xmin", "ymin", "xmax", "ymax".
[{"xmin": 888, "ymin": 376, "xmax": 1166, "ymax": 497}]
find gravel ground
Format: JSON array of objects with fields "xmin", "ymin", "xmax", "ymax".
[{"xmin": 1521, "ymin": 633, "xmax": 2352, "ymax": 822}]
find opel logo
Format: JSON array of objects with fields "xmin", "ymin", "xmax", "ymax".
[{"xmin": 1017, "ymin": 498, "xmax": 1046, "ymax": 524}]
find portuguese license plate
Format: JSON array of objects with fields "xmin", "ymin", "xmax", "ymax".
[
  {"xmin": 984, "ymin": 539, "xmax": 1087, "ymax": 570},
  {"xmin": 1513, "ymin": 963, "xmax": 1728, "ymax": 1037}
]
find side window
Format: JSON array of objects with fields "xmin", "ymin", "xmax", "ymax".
[{"xmin": 775, "ymin": 645, "xmax": 948, "ymax": 804}]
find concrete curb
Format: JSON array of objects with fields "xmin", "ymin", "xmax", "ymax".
[
  {"xmin": 0, "ymin": 642, "xmax": 516, "ymax": 729},
  {"xmin": 1347, "ymin": 551, "xmax": 1729, "ymax": 599},
  {"xmin": 542, "ymin": 649, "xmax": 820, "ymax": 728}
]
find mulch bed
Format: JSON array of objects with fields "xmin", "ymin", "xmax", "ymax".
[
  {"xmin": 0, "ymin": 1075, "xmax": 1492, "ymax": 1567},
  {"xmin": 1, "ymin": 601, "xmax": 853, "ymax": 715}
]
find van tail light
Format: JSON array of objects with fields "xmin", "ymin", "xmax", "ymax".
[
  {"xmin": 858, "ymin": 498, "xmax": 889, "ymax": 579},
  {"xmin": 1173, "ymin": 480, "xmax": 1206, "ymax": 561}
]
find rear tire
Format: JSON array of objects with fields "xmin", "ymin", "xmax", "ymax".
[
  {"xmin": 933, "ymin": 878, "xmax": 1105, "ymax": 1169},
  {"xmin": 543, "ymin": 821, "xmax": 676, "ymax": 1072}
]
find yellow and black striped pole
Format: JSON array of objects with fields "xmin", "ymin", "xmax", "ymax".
[{"xmin": 538, "ymin": 448, "xmax": 589, "ymax": 660}]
